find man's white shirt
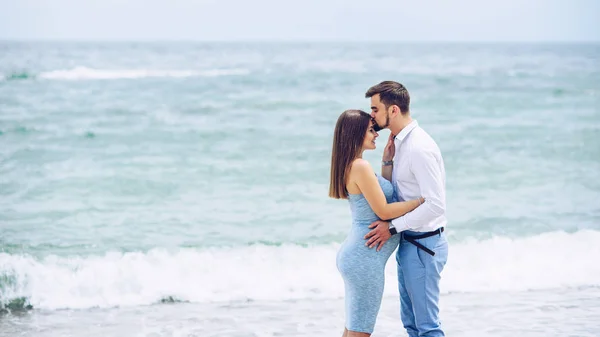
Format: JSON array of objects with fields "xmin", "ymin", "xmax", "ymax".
[{"xmin": 390, "ymin": 120, "xmax": 447, "ymax": 233}]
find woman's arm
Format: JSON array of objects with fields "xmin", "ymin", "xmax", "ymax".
[{"xmin": 351, "ymin": 159, "xmax": 423, "ymax": 220}]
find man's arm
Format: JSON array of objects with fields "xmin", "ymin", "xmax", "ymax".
[
  {"xmin": 364, "ymin": 220, "xmax": 392, "ymax": 251},
  {"xmin": 381, "ymin": 161, "xmax": 393, "ymax": 181},
  {"xmin": 381, "ymin": 133, "xmax": 394, "ymax": 181},
  {"xmin": 391, "ymin": 149, "xmax": 445, "ymax": 232}
]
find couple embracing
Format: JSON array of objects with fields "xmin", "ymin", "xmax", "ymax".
[{"xmin": 329, "ymin": 81, "xmax": 448, "ymax": 337}]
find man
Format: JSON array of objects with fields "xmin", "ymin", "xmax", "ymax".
[{"xmin": 364, "ymin": 81, "xmax": 449, "ymax": 337}]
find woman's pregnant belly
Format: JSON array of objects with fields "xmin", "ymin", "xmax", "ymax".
[{"xmin": 336, "ymin": 223, "xmax": 400, "ymax": 279}]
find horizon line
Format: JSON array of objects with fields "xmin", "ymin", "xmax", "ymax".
[{"xmin": 1, "ymin": 38, "xmax": 599, "ymax": 44}]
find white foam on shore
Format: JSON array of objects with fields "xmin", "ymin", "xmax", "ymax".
[
  {"xmin": 1, "ymin": 230, "xmax": 599, "ymax": 310},
  {"xmin": 37, "ymin": 66, "xmax": 249, "ymax": 80}
]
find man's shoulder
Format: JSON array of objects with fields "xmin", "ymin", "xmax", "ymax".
[
  {"xmin": 408, "ymin": 126, "xmax": 441, "ymax": 151},
  {"xmin": 406, "ymin": 128, "xmax": 445, "ymax": 168}
]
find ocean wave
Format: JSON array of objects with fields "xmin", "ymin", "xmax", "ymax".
[
  {"xmin": 0, "ymin": 67, "xmax": 249, "ymax": 81},
  {"xmin": 0, "ymin": 71, "xmax": 33, "ymax": 81},
  {"xmin": 1, "ymin": 230, "xmax": 599, "ymax": 311}
]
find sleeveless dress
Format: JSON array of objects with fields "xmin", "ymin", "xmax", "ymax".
[{"xmin": 336, "ymin": 175, "xmax": 401, "ymax": 333}]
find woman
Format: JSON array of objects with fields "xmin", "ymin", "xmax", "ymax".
[{"xmin": 329, "ymin": 109, "xmax": 424, "ymax": 337}]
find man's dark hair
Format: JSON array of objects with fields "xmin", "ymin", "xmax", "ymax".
[{"xmin": 365, "ymin": 81, "xmax": 410, "ymax": 114}]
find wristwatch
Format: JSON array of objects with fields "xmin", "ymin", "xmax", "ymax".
[{"xmin": 388, "ymin": 223, "xmax": 397, "ymax": 235}]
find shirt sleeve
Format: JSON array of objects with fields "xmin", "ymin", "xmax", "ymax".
[{"xmin": 391, "ymin": 149, "xmax": 446, "ymax": 231}]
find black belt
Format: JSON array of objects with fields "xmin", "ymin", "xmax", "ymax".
[{"xmin": 402, "ymin": 227, "xmax": 444, "ymax": 256}]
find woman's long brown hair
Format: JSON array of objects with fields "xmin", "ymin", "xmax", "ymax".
[{"xmin": 329, "ymin": 109, "xmax": 371, "ymax": 199}]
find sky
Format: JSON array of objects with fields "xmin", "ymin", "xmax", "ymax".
[{"xmin": 1, "ymin": 0, "xmax": 599, "ymax": 42}]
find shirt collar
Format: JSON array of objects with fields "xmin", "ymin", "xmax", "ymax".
[{"xmin": 394, "ymin": 120, "xmax": 419, "ymax": 144}]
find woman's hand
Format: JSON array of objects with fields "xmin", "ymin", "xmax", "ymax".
[{"xmin": 383, "ymin": 133, "xmax": 395, "ymax": 161}]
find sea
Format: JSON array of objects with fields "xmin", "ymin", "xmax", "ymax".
[{"xmin": 1, "ymin": 41, "xmax": 599, "ymax": 336}]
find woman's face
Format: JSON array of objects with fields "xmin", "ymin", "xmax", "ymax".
[{"xmin": 362, "ymin": 120, "xmax": 379, "ymax": 151}]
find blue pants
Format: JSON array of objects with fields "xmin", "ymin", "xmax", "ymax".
[{"xmin": 396, "ymin": 230, "xmax": 448, "ymax": 337}]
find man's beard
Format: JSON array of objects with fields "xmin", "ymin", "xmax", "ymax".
[{"xmin": 372, "ymin": 113, "xmax": 390, "ymax": 132}]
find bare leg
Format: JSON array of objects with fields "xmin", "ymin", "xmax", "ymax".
[
  {"xmin": 347, "ymin": 330, "xmax": 371, "ymax": 337},
  {"xmin": 342, "ymin": 328, "xmax": 348, "ymax": 337}
]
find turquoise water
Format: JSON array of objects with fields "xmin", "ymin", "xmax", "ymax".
[{"xmin": 1, "ymin": 42, "xmax": 599, "ymax": 336}]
